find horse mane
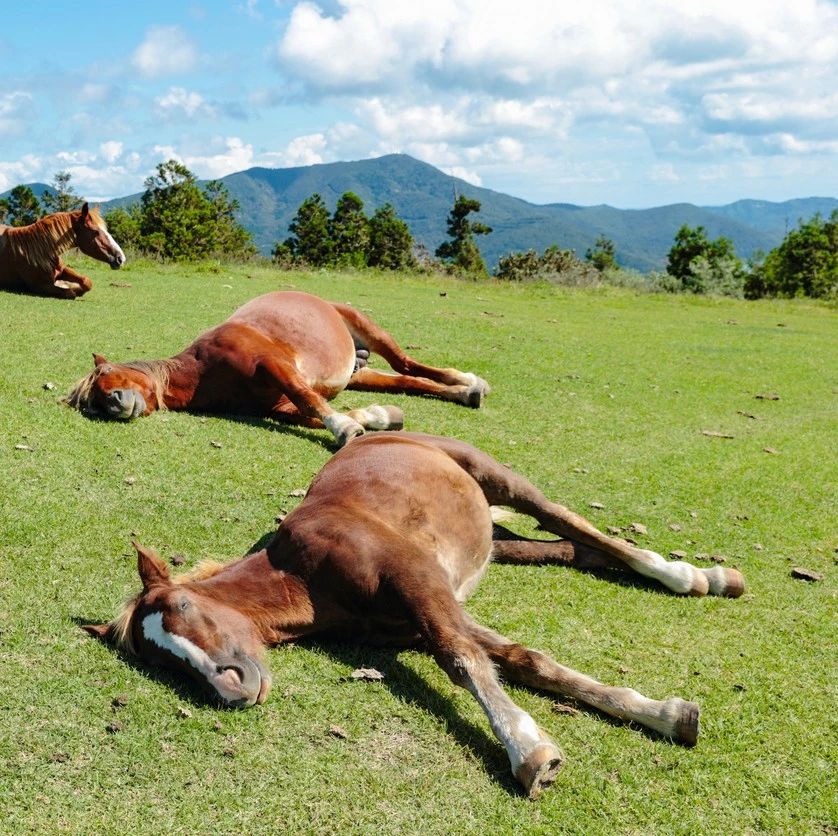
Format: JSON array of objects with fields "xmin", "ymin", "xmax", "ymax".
[
  {"xmin": 4, "ymin": 207, "xmax": 104, "ymax": 272},
  {"xmin": 110, "ymin": 559, "xmax": 227, "ymax": 654},
  {"xmin": 65, "ymin": 358, "xmax": 180, "ymax": 413}
]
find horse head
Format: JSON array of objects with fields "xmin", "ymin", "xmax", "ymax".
[
  {"xmin": 71, "ymin": 203, "xmax": 126, "ymax": 270},
  {"xmin": 67, "ymin": 354, "xmax": 164, "ymax": 419},
  {"xmin": 84, "ymin": 543, "xmax": 272, "ymax": 707}
]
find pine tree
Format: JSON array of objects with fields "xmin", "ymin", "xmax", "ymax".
[
  {"xmin": 41, "ymin": 171, "xmax": 83, "ymax": 214},
  {"xmin": 585, "ymin": 235, "xmax": 617, "ymax": 271},
  {"xmin": 284, "ymin": 194, "xmax": 333, "ymax": 267},
  {"xmin": 367, "ymin": 204, "xmax": 414, "ymax": 270},
  {"xmin": 4, "ymin": 185, "xmax": 42, "ymax": 227},
  {"xmin": 435, "ymin": 195, "xmax": 492, "ymax": 277},
  {"xmin": 329, "ymin": 192, "xmax": 369, "ymax": 267}
]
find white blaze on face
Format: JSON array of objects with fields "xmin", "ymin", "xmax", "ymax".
[
  {"xmin": 141, "ymin": 611, "xmax": 243, "ymax": 702},
  {"xmin": 97, "ymin": 222, "xmax": 126, "ymax": 265}
]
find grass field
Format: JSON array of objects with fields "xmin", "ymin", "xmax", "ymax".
[{"xmin": 0, "ymin": 257, "xmax": 835, "ymax": 835}]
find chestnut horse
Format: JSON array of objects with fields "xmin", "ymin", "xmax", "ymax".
[
  {"xmin": 66, "ymin": 290, "xmax": 490, "ymax": 446},
  {"xmin": 0, "ymin": 203, "xmax": 125, "ymax": 298},
  {"xmin": 84, "ymin": 432, "xmax": 744, "ymax": 799}
]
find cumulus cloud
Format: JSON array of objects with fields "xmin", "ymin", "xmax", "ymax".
[
  {"xmin": 155, "ymin": 87, "xmax": 217, "ymax": 120},
  {"xmin": 0, "ymin": 91, "xmax": 34, "ymax": 136},
  {"xmin": 132, "ymin": 26, "xmax": 198, "ymax": 78}
]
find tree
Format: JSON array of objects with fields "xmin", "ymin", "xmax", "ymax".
[
  {"xmin": 435, "ymin": 195, "xmax": 492, "ymax": 277},
  {"xmin": 666, "ymin": 224, "xmax": 745, "ymax": 294},
  {"xmin": 4, "ymin": 185, "xmax": 42, "ymax": 227},
  {"xmin": 745, "ymin": 211, "xmax": 838, "ymax": 299},
  {"xmin": 41, "ymin": 171, "xmax": 83, "ymax": 214},
  {"xmin": 329, "ymin": 192, "xmax": 369, "ymax": 267},
  {"xmin": 367, "ymin": 203, "xmax": 415, "ymax": 270},
  {"xmin": 585, "ymin": 235, "xmax": 617, "ymax": 271},
  {"xmin": 284, "ymin": 194, "xmax": 333, "ymax": 267},
  {"xmin": 103, "ymin": 205, "xmax": 143, "ymax": 251},
  {"xmin": 136, "ymin": 160, "xmax": 255, "ymax": 260}
]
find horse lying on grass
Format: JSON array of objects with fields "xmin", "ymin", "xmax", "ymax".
[
  {"xmin": 66, "ymin": 290, "xmax": 489, "ymax": 446},
  {"xmin": 84, "ymin": 432, "xmax": 744, "ymax": 799},
  {"xmin": 0, "ymin": 203, "xmax": 125, "ymax": 299}
]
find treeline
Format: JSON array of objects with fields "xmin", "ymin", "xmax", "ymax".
[{"xmin": 2, "ymin": 164, "xmax": 834, "ymax": 299}]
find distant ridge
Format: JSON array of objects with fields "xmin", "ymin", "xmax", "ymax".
[{"xmin": 5, "ymin": 157, "xmax": 836, "ymax": 271}]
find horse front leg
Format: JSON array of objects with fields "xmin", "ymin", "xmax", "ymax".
[
  {"xmin": 394, "ymin": 571, "xmax": 563, "ymax": 799},
  {"xmin": 53, "ymin": 266, "xmax": 93, "ymax": 298},
  {"xmin": 465, "ymin": 616, "xmax": 700, "ymax": 746},
  {"xmin": 332, "ymin": 303, "xmax": 490, "ymax": 408}
]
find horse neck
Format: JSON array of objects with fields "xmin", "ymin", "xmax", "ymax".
[
  {"xmin": 193, "ymin": 549, "xmax": 315, "ymax": 645},
  {"xmin": 159, "ymin": 351, "xmax": 201, "ymax": 409},
  {"xmin": 8, "ymin": 212, "xmax": 76, "ymax": 266}
]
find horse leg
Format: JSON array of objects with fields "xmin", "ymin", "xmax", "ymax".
[
  {"xmin": 332, "ymin": 303, "xmax": 490, "ymax": 407},
  {"xmin": 417, "ymin": 434, "xmax": 744, "ymax": 597},
  {"xmin": 491, "ymin": 524, "xmax": 621, "ymax": 571},
  {"xmin": 464, "ymin": 616, "xmax": 700, "ymax": 746},
  {"xmin": 52, "ymin": 266, "xmax": 92, "ymax": 298},
  {"xmin": 271, "ymin": 399, "xmax": 404, "ymax": 434},
  {"xmin": 346, "ymin": 367, "xmax": 486, "ymax": 408},
  {"xmin": 395, "ymin": 573, "xmax": 563, "ymax": 798}
]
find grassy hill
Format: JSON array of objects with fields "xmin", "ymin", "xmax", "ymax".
[{"xmin": 0, "ymin": 259, "xmax": 834, "ymax": 833}]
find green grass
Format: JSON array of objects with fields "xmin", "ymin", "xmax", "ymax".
[{"xmin": 0, "ymin": 258, "xmax": 835, "ymax": 834}]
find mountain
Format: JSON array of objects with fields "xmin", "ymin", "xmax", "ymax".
[{"xmin": 8, "ymin": 157, "xmax": 837, "ymax": 271}]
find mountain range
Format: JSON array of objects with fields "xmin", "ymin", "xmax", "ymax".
[{"xmin": 7, "ymin": 155, "xmax": 837, "ymax": 272}]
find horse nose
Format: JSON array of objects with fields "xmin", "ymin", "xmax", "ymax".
[{"xmin": 109, "ymin": 389, "xmax": 127, "ymax": 405}]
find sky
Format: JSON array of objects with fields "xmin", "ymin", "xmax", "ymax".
[{"xmin": 1, "ymin": 0, "xmax": 836, "ymax": 207}]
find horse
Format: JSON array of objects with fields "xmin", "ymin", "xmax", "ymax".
[
  {"xmin": 66, "ymin": 290, "xmax": 490, "ymax": 446},
  {"xmin": 0, "ymin": 203, "xmax": 125, "ymax": 299},
  {"xmin": 84, "ymin": 432, "xmax": 744, "ymax": 799}
]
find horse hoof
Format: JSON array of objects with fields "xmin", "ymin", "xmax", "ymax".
[
  {"xmin": 672, "ymin": 699, "xmax": 700, "ymax": 747},
  {"xmin": 339, "ymin": 424, "xmax": 365, "ymax": 447},
  {"xmin": 702, "ymin": 567, "xmax": 746, "ymax": 598},
  {"xmin": 382, "ymin": 405, "xmax": 404, "ymax": 430},
  {"xmin": 515, "ymin": 742, "xmax": 564, "ymax": 799},
  {"xmin": 464, "ymin": 375, "xmax": 490, "ymax": 408}
]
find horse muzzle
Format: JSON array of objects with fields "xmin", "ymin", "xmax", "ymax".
[
  {"xmin": 105, "ymin": 388, "xmax": 146, "ymax": 420},
  {"xmin": 109, "ymin": 251, "xmax": 126, "ymax": 270},
  {"xmin": 211, "ymin": 654, "xmax": 272, "ymax": 708}
]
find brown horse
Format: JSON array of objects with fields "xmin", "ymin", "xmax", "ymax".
[
  {"xmin": 84, "ymin": 432, "xmax": 744, "ymax": 799},
  {"xmin": 66, "ymin": 290, "xmax": 490, "ymax": 445},
  {"xmin": 0, "ymin": 203, "xmax": 125, "ymax": 298}
]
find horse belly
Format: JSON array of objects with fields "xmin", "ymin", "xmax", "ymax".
[
  {"xmin": 229, "ymin": 291, "xmax": 356, "ymax": 392},
  {"xmin": 437, "ymin": 544, "xmax": 494, "ymax": 603}
]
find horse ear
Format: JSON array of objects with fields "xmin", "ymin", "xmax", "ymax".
[
  {"xmin": 93, "ymin": 353, "xmax": 108, "ymax": 367},
  {"xmin": 82, "ymin": 622, "xmax": 115, "ymax": 642},
  {"xmin": 81, "ymin": 202, "xmax": 89, "ymax": 218},
  {"xmin": 134, "ymin": 541, "xmax": 171, "ymax": 589}
]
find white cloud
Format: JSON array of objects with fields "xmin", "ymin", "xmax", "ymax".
[
  {"xmin": 100, "ymin": 141, "xmax": 124, "ymax": 164},
  {"xmin": 280, "ymin": 133, "xmax": 328, "ymax": 166},
  {"xmin": 441, "ymin": 166, "xmax": 482, "ymax": 186},
  {"xmin": 0, "ymin": 91, "xmax": 34, "ymax": 136},
  {"xmin": 155, "ymin": 87, "xmax": 217, "ymax": 119},
  {"xmin": 132, "ymin": 26, "xmax": 198, "ymax": 78},
  {"xmin": 182, "ymin": 137, "xmax": 256, "ymax": 178}
]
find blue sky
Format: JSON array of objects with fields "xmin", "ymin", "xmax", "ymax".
[{"xmin": 1, "ymin": 0, "xmax": 836, "ymax": 206}]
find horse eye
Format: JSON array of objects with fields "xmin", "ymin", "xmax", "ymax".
[{"xmin": 178, "ymin": 599, "xmax": 190, "ymax": 612}]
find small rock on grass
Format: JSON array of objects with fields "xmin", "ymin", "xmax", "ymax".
[
  {"xmin": 791, "ymin": 567, "xmax": 824, "ymax": 582},
  {"xmin": 329, "ymin": 724, "xmax": 349, "ymax": 739},
  {"xmin": 755, "ymin": 392, "xmax": 780, "ymax": 401},
  {"xmin": 106, "ymin": 721, "xmax": 123, "ymax": 734},
  {"xmin": 669, "ymin": 523, "xmax": 682, "ymax": 532},
  {"xmin": 347, "ymin": 667, "xmax": 384, "ymax": 682},
  {"xmin": 177, "ymin": 706, "xmax": 192, "ymax": 719},
  {"xmin": 669, "ymin": 550, "xmax": 687, "ymax": 559},
  {"xmin": 551, "ymin": 702, "xmax": 579, "ymax": 716},
  {"xmin": 628, "ymin": 522, "xmax": 647, "ymax": 535},
  {"xmin": 288, "ymin": 488, "xmax": 306, "ymax": 497},
  {"xmin": 170, "ymin": 554, "xmax": 186, "ymax": 566},
  {"xmin": 606, "ymin": 526, "xmax": 622, "ymax": 535},
  {"xmin": 589, "ymin": 501, "xmax": 605, "ymax": 510}
]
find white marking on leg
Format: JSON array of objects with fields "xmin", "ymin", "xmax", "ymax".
[
  {"xmin": 360, "ymin": 404, "xmax": 391, "ymax": 429},
  {"xmin": 323, "ymin": 412, "xmax": 363, "ymax": 441},
  {"xmin": 636, "ymin": 550, "xmax": 703, "ymax": 594}
]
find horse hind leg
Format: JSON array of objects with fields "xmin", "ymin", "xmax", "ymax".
[
  {"xmin": 421, "ymin": 435, "xmax": 744, "ymax": 598},
  {"xmin": 464, "ymin": 615, "xmax": 700, "ymax": 746},
  {"xmin": 333, "ymin": 303, "xmax": 490, "ymax": 407}
]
